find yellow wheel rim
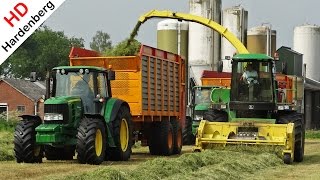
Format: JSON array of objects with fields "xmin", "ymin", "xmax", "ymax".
[
  {"xmin": 95, "ymin": 129, "xmax": 103, "ymax": 156},
  {"xmin": 168, "ymin": 128, "xmax": 173, "ymax": 149},
  {"xmin": 120, "ymin": 118, "xmax": 129, "ymax": 151}
]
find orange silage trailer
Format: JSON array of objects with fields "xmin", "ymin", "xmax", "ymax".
[{"xmin": 69, "ymin": 44, "xmax": 185, "ymax": 155}]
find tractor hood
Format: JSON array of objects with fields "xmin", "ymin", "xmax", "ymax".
[{"xmin": 45, "ymin": 96, "xmax": 81, "ymax": 105}]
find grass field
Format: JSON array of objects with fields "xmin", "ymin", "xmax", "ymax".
[{"xmin": 1, "ymin": 121, "xmax": 320, "ymax": 180}]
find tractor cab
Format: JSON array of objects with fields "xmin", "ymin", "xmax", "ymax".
[
  {"xmin": 47, "ymin": 66, "xmax": 114, "ymax": 116},
  {"xmin": 230, "ymin": 54, "xmax": 276, "ymax": 117}
]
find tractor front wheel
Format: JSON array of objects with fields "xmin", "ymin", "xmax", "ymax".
[
  {"xmin": 108, "ymin": 106, "xmax": 133, "ymax": 161},
  {"xmin": 14, "ymin": 119, "xmax": 43, "ymax": 163},
  {"xmin": 76, "ymin": 118, "xmax": 106, "ymax": 165}
]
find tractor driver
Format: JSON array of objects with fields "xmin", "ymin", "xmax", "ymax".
[
  {"xmin": 240, "ymin": 63, "xmax": 259, "ymax": 86},
  {"xmin": 71, "ymin": 74, "xmax": 95, "ymax": 113}
]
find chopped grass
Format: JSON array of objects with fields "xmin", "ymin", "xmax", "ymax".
[{"xmin": 62, "ymin": 147, "xmax": 283, "ymax": 180}]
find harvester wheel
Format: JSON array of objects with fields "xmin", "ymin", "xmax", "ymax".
[
  {"xmin": 204, "ymin": 110, "xmax": 228, "ymax": 122},
  {"xmin": 76, "ymin": 118, "xmax": 106, "ymax": 165},
  {"xmin": 283, "ymin": 153, "xmax": 292, "ymax": 164},
  {"xmin": 277, "ymin": 112, "xmax": 304, "ymax": 162},
  {"xmin": 14, "ymin": 119, "xmax": 43, "ymax": 163},
  {"xmin": 45, "ymin": 145, "xmax": 75, "ymax": 160},
  {"xmin": 159, "ymin": 120, "xmax": 174, "ymax": 155},
  {"xmin": 182, "ymin": 116, "xmax": 195, "ymax": 145},
  {"xmin": 108, "ymin": 106, "xmax": 133, "ymax": 161},
  {"xmin": 171, "ymin": 118, "xmax": 182, "ymax": 154},
  {"xmin": 148, "ymin": 122, "xmax": 161, "ymax": 155}
]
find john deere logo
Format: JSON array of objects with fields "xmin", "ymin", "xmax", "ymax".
[{"xmin": 249, "ymin": 105, "xmax": 254, "ymax": 109}]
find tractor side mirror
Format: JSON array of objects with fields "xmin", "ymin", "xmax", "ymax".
[{"xmin": 108, "ymin": 70, "xmax": 115, "ymax": 80}]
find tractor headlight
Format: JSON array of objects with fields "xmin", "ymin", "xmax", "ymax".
[
  {"xmin": 44, "ymin": 113, "xmax": 63, "ymax": 121},
  {"xmin": 195, "ymin": 115, "xmax": 203, "ymax": 121}
]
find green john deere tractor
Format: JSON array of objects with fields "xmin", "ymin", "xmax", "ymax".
[{"xmin": 14, "ymin": 66, "xmax": 133, "ymax": 165}]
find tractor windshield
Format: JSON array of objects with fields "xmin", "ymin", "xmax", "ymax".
[
  {"xmin": 231, "ymin": 61, "xmax": 274, "ymax": 102},
  {"xmin": 194, "ymin": 87, "xmax": 212, "ymax": 104},
  {"xmin": 54, "ymin": 70, "xmax": 95, "ymax": 113}
]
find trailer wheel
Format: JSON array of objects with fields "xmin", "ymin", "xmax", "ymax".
[
  {"xmin": 148, "ymin": 122, "xmax": 161, "ymax": 155},
  {"xmin": 45, "ymin": 145, "xmax": 75, "ymax": 160},
  {"xmin": 171, "ymin": 118, "xmax": 182, "ymax": 154},
  {"xmin": 204, "ymin": 110, "xmax": 228, "ymax": 122},
  {"xmin": 182, "ymin": 116, "xmax": 195, "ymax": 145},
  {"xmin": 76, "ymin": 118, "xmax": 106, "ymax": 165},
  {"xmin": 277, "ymin": 112, "xmax": 304, "ymax": 162},
  {"xmin": 159, "ymin": 120, "xmax": 174, "ymax": 156},
  {"xmin": 109, "ymin": 106, "xmax": 133, "ymax": 161},
  {"xmin": 14, "ymin": 119, "xmax": 43, "ymax": 163}
]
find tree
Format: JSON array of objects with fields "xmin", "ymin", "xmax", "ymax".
[
  {"xmin": 0, "ymin": 26, "xmax": 84, "ymax": 79},
  {"xmin": 90, "ymin": 31, "xmax": 112, "ymax": 53}
]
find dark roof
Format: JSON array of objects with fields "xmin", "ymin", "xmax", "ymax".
[
  {"xmin": 305, "ymin": 78, "xmax": 320, "ymax": 91},
  {"xmin": 277, "ymin": 46, "xmax": 303, "ymax": 55},
  {"xmin": 1, "ymin": 78, "xmax": 46, "ymax": 101}
]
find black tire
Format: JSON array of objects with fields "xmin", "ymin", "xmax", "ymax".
[
  {"xmin": 159, "ymin": 120, "xmax": 174, "ymax": 156},
  {"xmin": 108, "ymin": 106, "xmax": 133, "ymax": 161},
  {"xmin": 277, "ymin": 112, "xmax": 304, "ymax": 162},
  {"xmin": 76, "ymin": 118, "xmax": 106, "ymax": 165},
  {"xmin": 148, "ymin": 122, "xmax": 161, "ymax": 155},
  {"xmin": 182, "ymin": 116, "xmax": 195, "ymax": 145},
  {"xmin": 45, "ymin": 145, "xmax": 75, "ymax": 160},
  {"xmin": 171, "ymin": 118, "xmax": 182, "ymax": 154},
  {"xmin": 14, "ymin": 119, "xmax": 43, "ymax": 163},
  {"xmin": 204, "ymin": 110, "xmax": 228, "ymax": 122}
]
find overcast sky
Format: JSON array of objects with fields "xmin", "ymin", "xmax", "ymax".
[{"xmin": 44, "ymin": 0, "xmax": 319, "ymax": 49}]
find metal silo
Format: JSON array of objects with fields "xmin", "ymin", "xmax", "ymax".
[
  {"xmin": 157, "ymin": 19, "xmax": 189, "ymax": 60},
  {"xmin": 293, "ymin": 25, "xmax": 320, "ymax": 81},
  {"xmin": 189, "ymin": 0, "xmax": 221, "ymax": 85},
  {"xmin": 221, "ymin": 5, "xmax": 248, "ymax": 72},
  {"xmin": 247, "ymin": 26, "xmax": 277, "ymax": 56}
]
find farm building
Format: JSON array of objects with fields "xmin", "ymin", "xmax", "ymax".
[{"xmin": 0, "ymin": 78, "xmax": 46, "ymax": 120}]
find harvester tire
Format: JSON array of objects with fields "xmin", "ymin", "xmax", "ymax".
[
  {"xmin": 44, "ymin": 145, "xmax": 75, "ymax": 160},
  {"xmin": 204, "ymin": 110, "xmax": 228, "ymax": 122},
  {"xmin": 148, "ymin": 122, "xmax": 161, "ymax": 155},
  {"xmin": 277, "ymin": 112, "xmax": 304, "ymax": 162},
  {"xmin": 159, "ymin": 120, "xmax": 174, "ymax": 155},
  {"xmin": 171, "ymin": 118, "xmax": 182, "ymax": 154},
  {"xmin": 108, "ymin": 106, "xmax": 133, "ymax": 161},
  {"xmin": 76, "ymin": 118, "xmax": 106, "ymax": 165},
  {"xmin": 182, "ymin": 116, "xmax": 195, "ymax": 145},
  {"xmin": 14, "ymin": 119, "xmax": 43, "ymax": 163}
]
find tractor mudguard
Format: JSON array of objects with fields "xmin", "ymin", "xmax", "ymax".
[{"xmin": 103, "ymin": 98, "xmax": 131, "ymax": 147}]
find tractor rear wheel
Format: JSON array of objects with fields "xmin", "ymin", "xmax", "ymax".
[
  {"xmin": 14, "ymin": 119, "xmax": 43, "ymax": 163},
  {"xmin": 108, "ymin": 106, "xmax": 133, "ymax": 161},
  {"xmin": 182, "ymin": 116, "xmax": 195, "ymax": 145},
  {"xmin": 76, "ymin": 118, "xmax": 106, "ymax": 165},
  {"xmin": 204, "ymin": 110, "xmax": 228, "ymax": 122},
  {"xmin": 277, "ymin": 112, "xmax": 304, "ymax": 162},
  {"xmin": 45, "ymin": 145, "xmax": 75, "ymax": 160},
  {"xmin": 171, "ymin": 118, "xmax": 182, "ymax": 154}
]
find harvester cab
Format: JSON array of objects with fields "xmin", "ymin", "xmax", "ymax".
[{"xmin": 194, "ymin": 54, "xmax": 305, "ymax": 164}]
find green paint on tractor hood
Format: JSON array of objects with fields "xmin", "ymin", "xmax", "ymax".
[
  {"xmin": 233, "ymin": 54, "xmax": 273, "ymax": 61},
  {"xmin": 36, "ymin": 124, "xmax": 77, "ymax": 145},
  {"xmin": 45, "ymin": 96, "xmax": 81, "ymax": 105},
  {"xmin": 195, "ymin": 103, "xmax": 210, "ymax": 111},
  {"xmin": 211, "ymin": 88, "xmax": 230, "ymax": 104}
]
